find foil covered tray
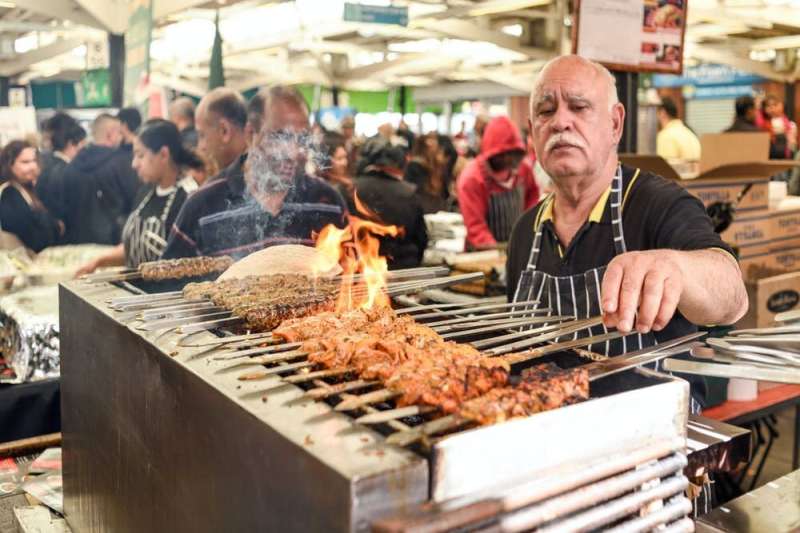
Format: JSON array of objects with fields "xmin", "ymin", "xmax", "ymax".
[{"xmin": 0, "ymin": 285, "xmax": 59, "ymax": 383}]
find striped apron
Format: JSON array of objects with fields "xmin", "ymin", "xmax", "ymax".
[
  {"xmin": 511, "ymin": 165, "xmax": 709, "ymax": 514},
  {"xmin": 487, "ymin": 185, "xmax": 524, "ymax": 244}
]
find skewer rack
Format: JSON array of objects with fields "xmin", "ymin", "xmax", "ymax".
[{"xmin": 60, "ymin": 278, "xmax": 694, "ymax": 533}]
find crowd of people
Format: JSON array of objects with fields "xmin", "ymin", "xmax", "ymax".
[
  {"xmin": 8, "ymin": 79, "xmax": 797, "ymax": 273},
  {"xmin": 0, "ymin": 84, "xmax": 547, "ymax": 271}
]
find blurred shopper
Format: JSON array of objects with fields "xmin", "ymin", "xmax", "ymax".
[
  {"xmin": 725, "ymin": 96, "xmax": 760, "ymax": 133},
  {"xmin": 438, "ymin": 134, "xmax": 460, "ymax": 207},
  {"xmin": 469, "ymin": 114, "xmax": 489, "ymax": 155},
  {"xmin": 656, "ymin": 97, "xmax": 701, "ymax": 160},
  {"xmin": 320, "ymin": 131, "xmax": 355, "ymax": 212},
  {"xmin": 169, "ymin": 96, "xmax": 199, "ymax": 148},
  {"xmin": 245, "ymin": 89, "xmax": 267, "ymax": 147},
  {"xmin": 77, "ymin": 120, "xmax": 204, "ymax": 275},
  {"xmin": 353, "ymin": 139, "xmax": 428, "ymax": 269},
  {"xmin": 457, "ymin": 116, "xmax": 539, "ymax": 250},
  {"xmin": 162, "ymin": 85, "xmax": 347, "ymax": 259},
  {"xmin": 405, "ymin": 132, "xmax": 448, "ymax": 214},
  {"xmin": 62, "ymin": 113, "xmax": 135, "ymax": 245},
  {"xmin": 186, "ymin": 150, "xmax": 219, "ymax": 189},
  {"xmin": 37, "ymin": 113, "xmax": 86, "ymax": 221},
  {"xmin": 340, "ymin": 115, "xmax": 360, "ymax": 176},
  {"xmin": 0, "ymin": 140, "xmax": 63, "ymax": 252},
  {"xmin": 396, "ymin": 120, "xmax": 415, "ymax": 149},
  {"xmin": 195, "ymin": 87, "xmax": 249, "ymax": 182},
  {"xmin": 114, "ymin": 107, "xmax": 145, "ymax": 221},
  {"xmin": 757, "ymin": 94, "xmax": 797, "ymax": 159}
]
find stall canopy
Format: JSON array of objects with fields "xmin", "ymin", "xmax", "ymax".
[{"xmin": 3, "ymin": 0, "xmax": 800, "ymax": 95}]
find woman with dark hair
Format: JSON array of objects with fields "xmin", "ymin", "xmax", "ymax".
[
  {"xmin": 37, "ymin": 114, "xmax": 86, "ymax": 221},
  {"xmin": 404, "ymin": 132, "xmax": 447, "ymax": 213},
  {"xmin": 0, "ymin": 140, "xmax": 63, "ymax": 252},
  {"xmin": 320, "ymin": 131, "xmax": 355, "ymax": 212},
  {"xmin": 76, "ymin": 119, "xmax": 203, "ymax": 275}
]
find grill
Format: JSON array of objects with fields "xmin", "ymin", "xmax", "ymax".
[{"xmin": 61, "ymin": 275, "xmax": 700, "ymax": 533}]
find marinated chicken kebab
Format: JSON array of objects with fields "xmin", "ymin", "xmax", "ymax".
[
  {"xmin": 271, "ymin": 308, "xmax": 589, "ymax": 426},
  {"xmin": 139, "ymin": 256, "xmax": 234, "ymax": 281}
]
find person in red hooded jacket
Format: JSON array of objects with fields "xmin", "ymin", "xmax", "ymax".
[{"xmin": 457, "ymin": 116, "xmax": 539, "ymax": 249}]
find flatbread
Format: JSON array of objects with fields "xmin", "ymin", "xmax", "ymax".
[{"xmin": 218, "ymin": 245, "xmax": 342, "ymax": 281}]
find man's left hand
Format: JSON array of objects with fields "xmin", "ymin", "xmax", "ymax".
[{"xmin": 601, "ymin": 250, "xmax": 683, "ymax": 334}]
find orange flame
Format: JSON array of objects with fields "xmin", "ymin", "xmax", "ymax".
[
  {"xmin": 312, "ymin": 224, "xmax": 350, "ymax": 278},
  {"xmin": 313, "ymin": 192, "xmax": 401, "ymax": 312}
]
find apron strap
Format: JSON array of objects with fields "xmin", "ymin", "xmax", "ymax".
[{"xmin": 610, "ymin": 165, "xmax": 627, "ymax": 255}]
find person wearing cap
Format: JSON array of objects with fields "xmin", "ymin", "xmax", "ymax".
[
  {"xmin": 457, "ymin": 116, "xmax": 540, "ymax": 250},
  {"xmin": 352, "ymin": 138, "xmax": 428, "ymax": 269}
]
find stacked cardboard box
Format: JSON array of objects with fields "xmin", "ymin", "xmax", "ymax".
[{"xmin": 622, "ymin": 133, "xmax": 800, "ymax": 327}]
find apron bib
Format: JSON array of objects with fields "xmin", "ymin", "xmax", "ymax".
[
  {"xmin": 122, "ymin": 187, "xmax": 177, "ymax": 267},
  {"xmin": 511, "ymin": 165, "xmax": 702, "ymax": 414}
]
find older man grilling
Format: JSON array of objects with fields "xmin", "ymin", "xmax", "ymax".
[{"xmin": 506, "ymin": 55, "xmax": 748, "ymax": 406}]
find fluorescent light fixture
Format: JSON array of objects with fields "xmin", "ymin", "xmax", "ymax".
[
  {"xmin": 501, "ymin": 23, "xmax": 523, "ymax": 36},
  {"xmin": 0, "ymin": 2, "xmax": 16, "ymax": 8}
]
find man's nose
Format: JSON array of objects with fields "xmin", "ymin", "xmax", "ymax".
[{"xmin": 550, "ymin": 105, "xmax": 573, "ymax": 132}]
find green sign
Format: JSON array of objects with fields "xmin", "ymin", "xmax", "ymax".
[
  {"xmin": 343, "ymin": 3, "xmax": 408, "ymax": 26},
  {"xmin": 80, "ymin": 69, "xmax": 111, "ymax": 107},
  {"xmin": 124, "ymin": 0, "xmax": 153, "ymax": 110}
]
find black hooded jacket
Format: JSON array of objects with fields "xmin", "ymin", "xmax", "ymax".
[{"xmin": 62, "ymin": 144, "xmax": 140, "ymax": 244}]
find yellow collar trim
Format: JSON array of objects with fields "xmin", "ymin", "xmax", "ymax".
[{"xmin": 538, "ymin": 186, "xmax": 611, "ymax": 227}]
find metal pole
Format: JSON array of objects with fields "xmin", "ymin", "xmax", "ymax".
[
  {"xmin": 613, "ymin": 70, "xmax": 638, "ymax": 153},
  {"xmin": 108, "ymin": 34, "xmax": 125, "ymax": 108}
]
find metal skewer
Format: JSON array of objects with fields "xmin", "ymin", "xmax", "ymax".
[
  {"xmin": 408, "ymin": 300, "xmax": 541, "ymax": 320},
  {"xmin": 304, "ymin": 380, "xmax": 380, "ymax": 400},
  {"xmin": 396, "ymin": 299, "xmax": 539, "ymax": 315}
]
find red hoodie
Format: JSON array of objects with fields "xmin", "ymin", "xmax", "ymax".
[{"xmin": 456, "ymin": 116, "xmax": 539, "ymax": 248}]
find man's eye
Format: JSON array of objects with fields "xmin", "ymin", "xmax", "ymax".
[{"xmin": 538, "ymin": 108, "xmax": 554, "ymax": 116}]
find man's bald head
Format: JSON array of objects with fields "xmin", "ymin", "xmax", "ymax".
[
  {"xmin": 91, "ymin": 113, "xmax": 121, "ymax": 148},
  {"xmin": 196, "ymin": 88, "xmax": 248, "ymax": 169},
  {"xmin": 527, "ymin": 54, "xmax": 625, "ymax": 183},
  {"xmin": 169, "ymin": 97, "xmax": 196, "ymax": 130}
]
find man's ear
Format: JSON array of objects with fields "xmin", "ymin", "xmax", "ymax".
[
  {"xmin": 611, "ymin": 102, "xmax": 625, "ymax": 145},
  {"xmin": 219, "ymin": 119, "xmax": 231, "ymax": 143}
]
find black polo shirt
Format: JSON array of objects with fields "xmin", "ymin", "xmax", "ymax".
[
  {"xmin": 162, "ymin": 155, "xmax": 348, "ymax": 259},
  {"xmin": 506, "ymin": 165, "xmax": 736, "ymax": 345}
]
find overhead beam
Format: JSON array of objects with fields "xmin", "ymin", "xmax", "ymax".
[
  {"xmin": 149, "ymin": 72, "xmax": 206, "ymax": 97},
  {"xmin": 73, "ymin": 0, "xmax": 127, "ymax": 34},
  {"xmin": 343, "ymin": 53, "xmax": 428, "ymax": 81},
  {"xmin": 411, "ymin": 0, "xmax": 552, "ymax": 22},
  {"xmin": 691, "ymin": 44, "xmax": 793, "ymax": 82},
  {"xmin": 14, "ymin": 0, "xmax": 103, "ymax": 30},
  {"xmin": 750, "ymin": 34, "xmax": 800, "ymax": 51},
  {"xmin": 415, "ymin": 18, "xmax": 553, "ymax": 60},
  {"xmin": 153, "ymin": 0, "xmax": 214, "ymax": 22},
  {"xmin": 0, "ymin": 37, "xmax": 85, "ymax": 76}
]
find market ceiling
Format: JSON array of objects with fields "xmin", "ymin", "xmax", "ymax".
[{"xmin": 6, "ymin": 0, "xmax": 800, "ymax": 94}]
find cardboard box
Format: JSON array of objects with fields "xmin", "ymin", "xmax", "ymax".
[
  {"xmin": 737, "ymin": 242, "xmax": 778, "ymax": 277},
  {"xmin": 621, "ymin": 133, "xmax": 797, "ymax": 214},
  {"xmin": 738, "ymin": 270, "xmax": 800, "ymax": 328},
  {"xmin": 720, "ymin": 209, "xmax": 771, "ymax": 247},
  {"xmin": 770, "ymin": 207, "xmax": 800, "ymax": 240}
]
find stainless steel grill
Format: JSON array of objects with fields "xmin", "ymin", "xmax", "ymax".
[{"xmin": 60, "ymin": 278, "xmax": 697, "ymax": 532}]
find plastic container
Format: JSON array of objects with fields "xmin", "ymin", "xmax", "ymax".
[{"xmin": 727, "ymin": 378, "xmax": 758, "ymax": 402}]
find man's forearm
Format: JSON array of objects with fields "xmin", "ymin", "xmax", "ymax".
[{"xmin": 673, "ymin": 249, "xmax": 748, "ymax": 325}]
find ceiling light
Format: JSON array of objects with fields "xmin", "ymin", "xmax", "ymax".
[
  {"xmin": 501, "ymin": 23, "xmax": 523, "ymax": 37},
  {"xmin": 0, "ymin": 2, "xmax": 16, "ymax": 8}
]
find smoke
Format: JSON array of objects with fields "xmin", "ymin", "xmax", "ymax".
[{"xmin": 245, "ymin": 130, "xmax": 328, "ymax": 195}]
